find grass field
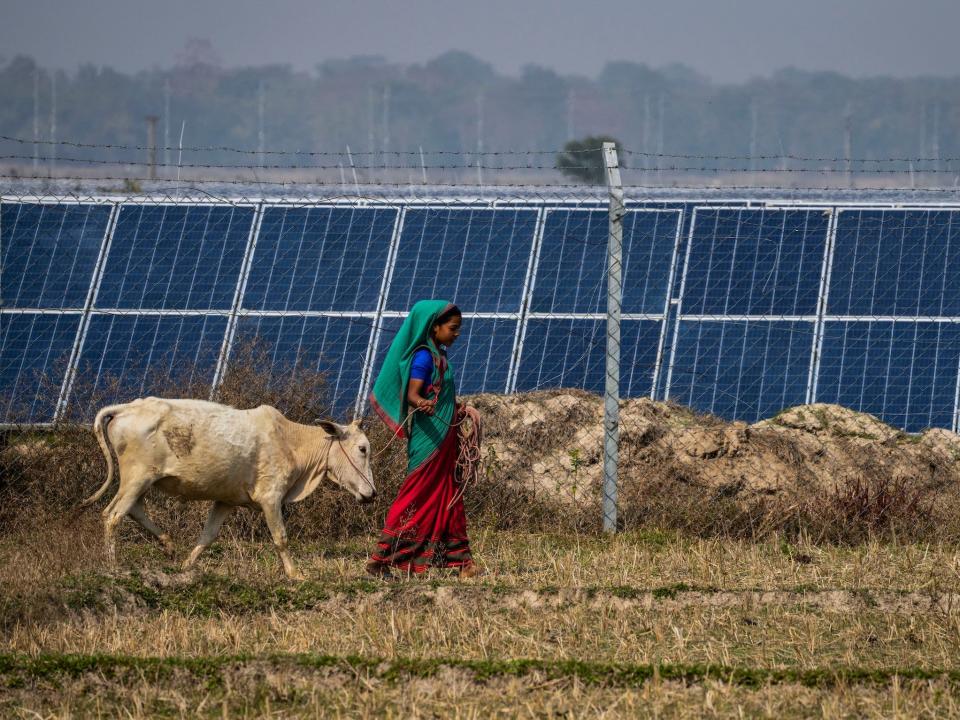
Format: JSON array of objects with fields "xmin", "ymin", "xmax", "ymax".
[{"xmin": 3, "ymin": 516, "xmax": 960, "ymax": 718}]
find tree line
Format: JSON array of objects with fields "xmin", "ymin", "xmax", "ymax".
[{"xmin": 0, "ymin": 48, "xmax": 957, "ymax": 176}]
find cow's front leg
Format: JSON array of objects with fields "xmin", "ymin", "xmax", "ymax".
[
  {"xmin": 183, "ymin": 501, "xmax": 233, "ymax": 570},
  {"xmin": 260, "ymin": 501, "xmax": 303, "ymax": 580}
]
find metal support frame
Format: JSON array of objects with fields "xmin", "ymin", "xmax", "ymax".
[
  {"xmin": 55, "ymin": 201, "xmax": 120, "ymax": 421},
  {"xmin": 602, "ymin": 142, "xmax": 624, "ymax": 533},
  {"xmin": 211, "ymin": 202, "xmax": 265, "ymax": 397},
  {"xmin": 807, "ymin": 208, "xmax": 839, "ymax": 404}
]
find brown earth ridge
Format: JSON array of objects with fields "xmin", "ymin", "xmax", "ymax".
[{"xmin": 469, "ymin": 390, "xmax": 960, "ymax": 509}]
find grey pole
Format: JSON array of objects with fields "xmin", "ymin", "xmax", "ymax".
[
  {"xmin": 602, "ymin": 141, "xmax": 624, "ymax": 533},
  {"xmin": 145, "ymin": 115, "xmax": 158, "ymax": 180}
]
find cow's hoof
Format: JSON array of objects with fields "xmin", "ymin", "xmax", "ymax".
[{"xmin": 287, "ymin": 572, "xmax": 306, "ymax": 582}]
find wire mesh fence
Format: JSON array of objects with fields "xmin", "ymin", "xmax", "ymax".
[{"xmin": 3, "ymin": 139, "xmax": 960, "ymax": 542}]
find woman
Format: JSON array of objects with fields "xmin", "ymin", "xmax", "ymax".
[{"xmin": 366, "ymin": 300, "xmax": 482, "ymax": 579}]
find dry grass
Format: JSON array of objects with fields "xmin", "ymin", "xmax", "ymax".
[
  {"xmin": 5, "ymin": 343, "xmax": 960, "ymax": 715},
  {"xmin": 2, "ymin": 530, "xmax": 960, "ymax": 716}
]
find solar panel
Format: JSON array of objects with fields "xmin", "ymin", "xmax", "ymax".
[
  {"xmin": 95, "ymin": 204, "xmax": 254, "ymax": 310},
  {"xmin": 815, "ymin": 320, "xmax": 960, "ymax": 432},
  {"xmin": 231, "ymin": 314, "xmax": 375, "ymax": 416},
  {"xmin": 681, "ymin": 208, "xmax": 829, "ymax": 316},
  {"xmin": 667, "ymin": 319, "xmax": 813, "ymax": 422},
  {"xmin": 68, "ymin": 313, "xmax": 227, "ymax": 419},
  {"xmin": 828, "ymin": 210, "xmax": 960, "ymax": 316},
  {"xmin": 385, "ymin": 208, "xmax": 538, "ymax": 313},
  {"xmin": 242, "ymin": 206, "xmax": 397, "ymax": 312},
  {"xmin": 372, "ymin": 315, "xmax": 518, "ymax": 396},
  {"xmin": 0, "ymin": 312, "xmax": 81, "ymax": 422},
  {"xmin": 1, "ymin": 202, "xmax": 111, "ymax": 309},
  {"xmin": 515, "ymin": 318, "xmax": 662, "ymax": 396},
  {"xmin": 6, "ymin": 198, "xmax": 960, "ymax": 435},
  {"xmin": 530, "ymin": 209, "xmax": 681, "ymax": 314}
]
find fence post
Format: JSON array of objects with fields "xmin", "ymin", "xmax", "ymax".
[{"xmin": 602, "ymin": 142, "xmax": 624, "ymax": 533}]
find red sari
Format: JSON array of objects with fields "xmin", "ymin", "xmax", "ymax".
[{"xmin": 369, "ymin": 420, "xmax": 472, "ymax": 573}]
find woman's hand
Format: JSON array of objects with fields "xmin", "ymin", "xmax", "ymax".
[{"xmin": 416, "ymin": 397, "xmax": 437, "ymax": 415}]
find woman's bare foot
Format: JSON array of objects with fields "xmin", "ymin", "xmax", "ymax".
[
  {"xmin": 366, "ymin": 561, "xmax": 397, "ymax": 582},
  {"xmin": 458, "ymin": 561, "xmax": 485, "ymax": 579}
]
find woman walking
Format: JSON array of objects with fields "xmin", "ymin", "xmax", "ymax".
[{"xmin": 366, "ymin": 300, "xmax": 482, "ymax": 580}]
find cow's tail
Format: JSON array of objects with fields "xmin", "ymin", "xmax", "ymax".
[{"xmin": 81, "ymin": 404, "xmax": 126, "ymax": 508}]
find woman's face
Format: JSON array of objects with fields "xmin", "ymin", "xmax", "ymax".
[{"xmin": 432, "ymin": 315, "xmax": 462, "ymax": 346}]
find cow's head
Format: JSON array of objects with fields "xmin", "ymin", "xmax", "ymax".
[{"xmin": 319, "ymin": 420, "xmax": 377, "ymax": 503}]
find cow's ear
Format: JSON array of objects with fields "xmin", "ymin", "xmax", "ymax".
[{"xmin": 318, "ymin": 419, "xmax": 347, "ymax": 439}]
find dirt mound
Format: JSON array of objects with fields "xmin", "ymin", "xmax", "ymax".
[{"xmin": 469, "ymin": 391, "xmax": 960, "ymax": 523}]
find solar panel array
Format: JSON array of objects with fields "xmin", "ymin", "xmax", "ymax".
[{"xmin": 3, "ymin": 198, "xmax": 960, "ymax": 433}]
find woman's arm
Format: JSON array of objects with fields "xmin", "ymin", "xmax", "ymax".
[{"xmin": 407, "ymin": 378, "xmax": 437, "ymax": 415}]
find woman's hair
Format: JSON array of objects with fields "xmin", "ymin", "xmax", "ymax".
[{"xmin": 434, "ymin": 304, "xmax": 462, "ymax": 326}]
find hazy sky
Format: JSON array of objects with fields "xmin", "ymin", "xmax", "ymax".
[{"xmin": 3, "ymin": 0, "xmax": 959, "ymax": 82}]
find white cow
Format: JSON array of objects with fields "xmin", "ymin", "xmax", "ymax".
[{"xmin": 82, "ymin": 397, "xmax": 376, "ymax": 579}]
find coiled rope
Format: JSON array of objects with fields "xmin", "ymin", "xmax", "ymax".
[
  {"xmin": 370, "ymin": 402, "xmax": 484, "ymax": 510},
  {"xmin": 450, "ymin": 404, "xmax": 483, "ymax": 510}
]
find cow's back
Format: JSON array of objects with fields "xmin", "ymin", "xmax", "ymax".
[{"xmin": 111, "ymin": 398, "xmax": 282, "ymax": 504}]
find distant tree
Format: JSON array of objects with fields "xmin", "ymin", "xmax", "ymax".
[{"xmin": 555, "ymin": 136, "xmax": 626, "ymax": 184}]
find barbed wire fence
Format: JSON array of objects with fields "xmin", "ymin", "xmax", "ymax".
[{"xmin": 3, "ymin": 135, "xmax": 960, "ymax": 542}]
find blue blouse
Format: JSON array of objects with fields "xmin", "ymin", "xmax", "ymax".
[{"xmin": 410, "ymin": 348, "xmax": 434, "ymax": 382}]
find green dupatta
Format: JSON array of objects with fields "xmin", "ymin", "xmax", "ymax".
[{"xmin": 369, "ymin": 299, "xmax": 457, "ymax": 472}]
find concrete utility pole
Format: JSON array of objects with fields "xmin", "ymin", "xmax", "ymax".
[
  {"xmin": 843, "ymin": 102, "xmax": 853, "ymax": 188},
  {"xmin": 257, "ymin": 80, "xmax": 266, "ymax": 169},
  {"xmin": 643, "ymin": 95, "xmax": 652, "ymax": 183},
  {"xmin": 382, "ymin": 84, "xmax": 390, "ymax": 170},
  {"xmin": 602, "ymin": 141, "xmax": 624, "ymax": 533},
  {"xmin": 33, "ymin": 68, "xmax": 40, "ymax": 171},
  {"xmin": 749, "ymin": 98, "xmax": 759, "ymax": 173},
  {"xmin": 368, "ymin": 86, "xmax": 376, "ymax": 166},
  {"xmin": 49, "ymin": 73, "xmax": 57, "ymax": 176},
  {"xmin": 145, "ymin": 115, "xmax": 158, "ymax": 180},
  {"xmin": 163, "ymin": 79, "xmax": 171, "ymax": 171},
  {"xmin": 476, "ymin": 89, "xmax": 484, "ymax": 185},
  {"xmin": 932, "ymin": 102, "xmax": 941, "ymax": 175},
  {"xmin": 656, "ymin": 93, "xmax": 665, "ymax": 183}
]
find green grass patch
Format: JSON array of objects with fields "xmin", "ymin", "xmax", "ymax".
[{"xmin": 3, "ymin": 652, "xmax": 960, "ymax": 689}]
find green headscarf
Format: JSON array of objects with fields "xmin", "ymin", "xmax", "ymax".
[{"xmin": 370, "ymin": 299, "xmax": 458, "ymax": 471}]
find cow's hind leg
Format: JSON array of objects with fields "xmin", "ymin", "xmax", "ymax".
[
  {"xmin": 260, "ymin": 501, "xmax": 303, "ymax": 580},
  {"xmin": 182, "ymin": 501, "xmax": 233, "ymax": 570},
  {"xmin": 103, "ymin": 486, "xmax": 150, "ymax": 564},
  {"xmin": 128, "ymin": 498, "xmax": 175, "ymax": 556}
]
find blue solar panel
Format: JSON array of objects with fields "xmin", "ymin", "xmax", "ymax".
[
  {"xmin": 69, "ymin": 313, "xmax": 227, "ymax": 417},
  {"xmin": 682, "ymin": 208, "xmax": 829, "ymax": 316},
  {"xmin": 232, "ymin": 315, "xmax": 375, "ymax": 416},
  {"xmin": 1, "ymin": 202, "xmax": 111, "ymax": 309},
  {"xmin": 242, "ymin": 206, "xmax": 397, "ymax": 312},
  {"xmin": 515, "ymin": 319, "xmax": 661, "ymax": 395},
  {"xmin": 828, "ymin": 210, "xmax": 960, "ymax": 316},
  {"xmin": 373, "ymin": 316, "xmax": 517, "ymax": 395},
  {"xmin": 0, "ymin": 312, "xmax": 81, "ymax": 422},
  {"xmin": 386, "ymin": 208, "xmax": 538, "ymax": 313},
  {"xmin": 95, "ymin": 205, "xmax": 253, "ymax": 310},
  {"xmin": 530, "ymin": 209, "xmax": 680, "ymax": 314},
  {"xmin": 668, "ymin": 320, "xmax": 813, "ymax": 422},
  {"xmin": 6, "ymin": 197, "xmax": 960, "ymax": 434},
  {"xmin": 816, "ymin": 321, "xmax": 960, "ymax": 432}
]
